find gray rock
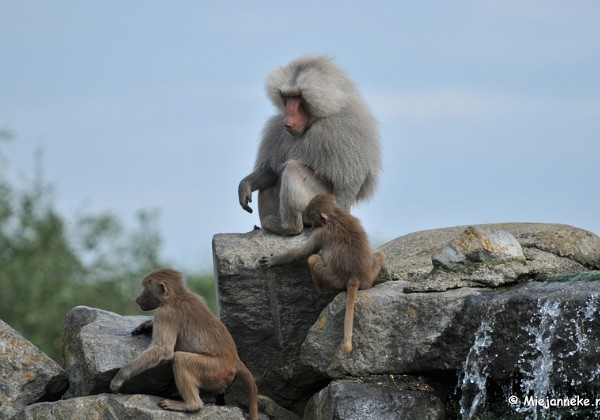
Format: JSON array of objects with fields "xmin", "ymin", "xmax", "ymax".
[
  {"xmin": 61, "ymin": 306, "xmax": 174, "ymax": 399},
  {"xmin": 301, "ymin": 271, "xmax": 600, "ymax": 414},
  {"xmin": 301, "ymin": 282, "xmax": 485, "ymax": 378},
  {"xmin": 458, "ymin": 275, "xmax": 600, "ymax": 417},
  {"xmin": 303, "ymin": 376, "xmax": 445, "ymax": 420},
  {"xmin": 380, "ymin": 223, "xmax": 600, "ymax": 292},
  {"xmin": 421, "ymin": 226, "xmax": 528, "ymax": 290},
  {"xmin": 0, "ymin": 319, "xmax": 68, "ymax": 419},
  {"xmin": 15, "ymin": 394, "xmax": 245, "ymax": 419},
  {"xmin": 213, "ymin": 229, "xmax": 339, "ymax": 414},
  {"xmin": 464, "ymin": 277, "xmax": 600, "ymax": 380},
  {"xmin": 432, "ymin": 226, "xmax": 525, "ymax": 269}
]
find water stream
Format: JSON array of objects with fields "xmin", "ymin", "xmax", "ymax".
[
  {"xmin": 513, "ymin": 300, "xmax": 561, "ymax": 420},
  {"xmin": 458, "ymin": 292, "xmax": 600, "ymax": 419},
  {"xmin": 458, "ymin": 316, "xmax": 495, "ymax": 418}
]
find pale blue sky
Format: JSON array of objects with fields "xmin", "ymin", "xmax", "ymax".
[{"xmin": 2, "ymin": 2, "xmax": 599, "ymax": 270}]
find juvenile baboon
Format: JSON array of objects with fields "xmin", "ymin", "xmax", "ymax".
[
  {"xmin": 259, "ymin": 194, "xmax": 385, "ymax": 353},
  {"xmin": 238, "ymin": 55, "xmax": 382, "ymax": 236},
  {"xmin": 110, "ymin": 268, "xmax": 258, "ymax": 420}
]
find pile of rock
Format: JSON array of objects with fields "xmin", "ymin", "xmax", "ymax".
[
  {"xmin": 2, "ymin": 306, "xmax": 251, "ymax": 419},
  {"xmin": 3, "ymin": 222, "xmax": 600, "ymax": 419},
  {"xmin": 214, "ymin": 223, "xmax": 600, "ymax": 418}
]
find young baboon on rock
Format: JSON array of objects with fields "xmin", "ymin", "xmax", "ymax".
[
  {"xmin": 239, "ymin": 55, "xmax": 382, "ymax": 236},
  {"xmin": 110, "ymin": 268, "xmax": 258, "ymax": 420},
  {"xmin": 260, "ymin": 194, "xmax": 385, "ymax": 353}
]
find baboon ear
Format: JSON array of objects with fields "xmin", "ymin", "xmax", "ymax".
[
  {"xmin": 160, "ymin": 282, "xmax": 168, "ymax": 296},
  {"xmin": 320, "ymin": 213, "xmax": 329, "ymax": 224}
]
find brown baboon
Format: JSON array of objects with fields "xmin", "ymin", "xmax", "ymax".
[
  {"xmin": 110, "ymin": 268, "xmax": 258, "ymax": 420},
  {"xmin": 259, "ymin": 194, "xmax": 385, "ymax": 353},
  {"xmin": 238, "ymin": 55, "xmax": 382, "ymax": 236}
]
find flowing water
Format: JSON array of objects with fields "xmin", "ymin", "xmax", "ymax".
[
  {"xmin": 513, "ymin": 300, "xmax": 561, "ymax": 420},
  {"xmin": 458, "ymin": 317, "xmax": 495, "ymax": 418},
  {"xmin": 458, "ymin": 292, "xmax": 600, "ymax": 419}
]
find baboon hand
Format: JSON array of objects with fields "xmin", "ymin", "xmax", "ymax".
[
  {"xmin": 110, "ymin": 373, "xmax": 125, "ymax": 393},
  {"xmin": 259, "ymin": 255, "xmax": 274, "ymax": 268},
  {"xmin": 238, "ymin": 180, "xmax": 253, "ymax": 213}
]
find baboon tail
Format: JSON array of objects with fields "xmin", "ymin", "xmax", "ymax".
[
  {"xmin": 237, "ymin": 360, "xmax": 259, "ymax": 420},
  {"xmin": 343, "ymin": 280, "xmax": 360, "ymax": 353}
]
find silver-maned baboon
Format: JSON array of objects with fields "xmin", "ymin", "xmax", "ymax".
[
  {"xmin": 259, "ymin": 194, "xmax": 385, "ymax": 353},
  {"xmin": 110, "ymin": 268, "xmax": 258, "ymax": 420},
  {"xmin": 238, "ymin": 55, "xmax": 382, "ymax": 235}
]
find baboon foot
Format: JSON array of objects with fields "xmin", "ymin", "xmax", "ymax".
[
  {"xmin": 159, "ymin": 398, "xmax": 204, "ymax": 413},
  {"xmin": 262, "ymin": 215, "xmax": 302, "ymax": 236}
]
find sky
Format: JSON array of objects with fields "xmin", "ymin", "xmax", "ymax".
[{"xmin": 1, "ymin": 2, "xmax": 599, "ymax": 272}]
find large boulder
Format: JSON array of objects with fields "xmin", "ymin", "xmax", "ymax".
[
  {"xmin": 0, "ymin": 320, "xmax": 68, "ymax": 419},
  {"xmin": 61, "ymin": 306, "xmax": 173, "ymax": 399},
  {"xmin": 301, "ymin": 281, "xmax": 484, "ymax": 378},
  {"xmin": 380, "ymin": 223, "xmax": 600, "ymax": 292},
  {"xmin": 301, "ymin": 274, "xmax": 600, "ymax": 376},
  {"xmin": 213, "ymin": 230, "xmax": 341, "ymax": 413}
]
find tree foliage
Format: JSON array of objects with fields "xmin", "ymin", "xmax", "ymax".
[{"xmin": 0, "ymin": 142, "xmax": 215, "ymax": 362}]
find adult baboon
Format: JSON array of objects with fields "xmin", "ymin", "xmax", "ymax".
[
  {"xmin": 239, "ymin": 55, "xmax": 382, "ymax": 235},
  {"xmin": 259, "ymin": 194, "xmax": 385, "ymax": 352},
  {"xmin": 110, "ymin": 268, "xmax": 258, "ymax": 420}
]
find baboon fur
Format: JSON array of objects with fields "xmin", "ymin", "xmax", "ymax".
[
  {"xmin": 239, "ymin": 55, "xmax": 382, "ymax": 235},
  {"xmin": 260, "ymin": 194, "xmax": 385, "ymax": 352},
  {"xmin": 110, "ymin": 268, "xmax": 258, "ymax": 419}
]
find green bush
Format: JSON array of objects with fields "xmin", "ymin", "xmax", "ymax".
[{"xmin": 0, "ymin": 141, "xmax": 215, "ymax": 361}]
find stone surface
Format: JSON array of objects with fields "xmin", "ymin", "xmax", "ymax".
[
  {"xmin": 424, "ymin": 226, "xmax": 528, "ymax": 289},
  {"xmin": 432, "ymin": 226, "xmax": 525, "ymax": 268},
  {"xmin": 61, "ymin": 306, "xmax": 174, "ymax": 399},
  {"xmin": 301, "ymin": 281, "xmax": 485, "ymax": 378},
  {"xmin": 457, "ymin": 273, "xmax": 600, "ymax": 418},
  {"xmin": 213, "ymin": 229, "xmax": 340, "ymax": 413},
  {"xmin": 0, "ymin": 319, "xmax": 68, "ymax": 419},
  {"xmin": 213, "ymin": 224, "xmax": 600, "ymax": 416},
  {"xmin": 380, "ymin": 223, "xmax": 600, "ymax": 292},
  {"xmin": 303, "ymin": 376, "xmax": 445, "ymax": 420},
  {"xmin": 15, "ymin": 394, "xmax": 245, "ymax": 420},
  {"xmin": 301, "ymin": 271, "xmax": 600, "ymax": 417}
]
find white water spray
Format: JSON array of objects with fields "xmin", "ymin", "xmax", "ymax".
[
  {"xmin": 459, "ymin": 317, "xmax": 495, "ymax": 419},
  {"xmin": 458, "ymin": 292, "xmax": 600, "ymax": 419},
  {"xmin": 514, "ymin": 300, "xmax": 561, "ymax": 420}
]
